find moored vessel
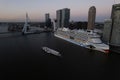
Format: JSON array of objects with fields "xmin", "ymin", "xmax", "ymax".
[{"xmin": 54, "ymin": 27, "xmax": 109, "ymax": 53}]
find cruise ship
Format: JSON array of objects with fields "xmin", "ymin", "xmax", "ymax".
[{"xmin": 53, "ymin": 23, "xmax": 109, "ymax": 53}]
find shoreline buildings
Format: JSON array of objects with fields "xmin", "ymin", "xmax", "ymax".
[
  {"xmin": 45, "ymin": 13, "xmax": 52, "ymax": 28},
  {"xmin": 103, "ymin": 19, "xmax": 112, "ymax": 44},
  {"xmin": 56, "ymin": 8, "xmax": 70, "ymax": 28},
  {"xmin": 56, "ymin": 10, "xmax": 62, "ymax": 28},
  {"xmin": 45, "ymin": 13, "xmax": 50, "ymax": 22},
  {"xmin": 103, "ymin": 3, "xmax": 120, "ymax": 53},
  {"xmin": 109, "ymin": 3, "xmax": 120, "ymax": 53}
]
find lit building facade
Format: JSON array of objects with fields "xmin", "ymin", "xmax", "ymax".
[{"xmin": 45, "ymin": 13, "xmax": 51, "ymax": 28}]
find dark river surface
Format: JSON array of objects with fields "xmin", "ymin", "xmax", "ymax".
[{"xmin": 0, "ymin": 32, "xmax": 120, "ymax": 80}]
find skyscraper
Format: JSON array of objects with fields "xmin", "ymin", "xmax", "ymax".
[
  {"xmin": 110, "ymin": 3, "xmax": 120, "ymax": 53},
  {"xmin": 56, "ymin": 10, "xmax": 62, "ymax": 28},
  {"xmin": 45, "ymin": 13, "xmax": 51, "ymax": 28},
  {"xmin": 61, "ymin": 8, "xmax": 70, "ymax": 27},
  {"xmin": 45, "ymin": 13, "xmax": 50, "ymax": 22},
  {"xmin": 103, "ymin": 19, "xmax": 112, "ymax": 43},
  {"xmin": 56, "ymin": 8, "xmax": 70, "ymax": 28},
  {"xmin": 87, "ymin": 6, "xmax": 96, "ymax": 30}
]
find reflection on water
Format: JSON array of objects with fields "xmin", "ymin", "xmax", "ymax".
[{"xmin": 0, "ymin": 32, "xmax": 120, "ymax": 80}]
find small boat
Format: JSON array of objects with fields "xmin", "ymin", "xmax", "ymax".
[{"xmin": 42, "ymin": 47, "xmax": 61, "ymax": 57}]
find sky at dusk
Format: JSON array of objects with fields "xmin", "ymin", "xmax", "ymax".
[{"xmin": 0, "ymin": 0, "xmax": 120, "ymax": 22}]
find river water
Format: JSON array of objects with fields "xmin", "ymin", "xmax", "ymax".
[{"xmin": 0, "ymin": 32, "xmax": 120, "ymax": 80}]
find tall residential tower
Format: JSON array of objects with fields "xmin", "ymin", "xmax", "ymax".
[
  {"xmin": 103, "ymin": 19, "xmax": 112, "ymax": 43},
  {"xmin": 61, "ymin": 8, "xmax": 70, "ymax": 28},
  {"xmin": 45, "ymin": 13, "xmax": 51, "ymax": 28},
  {"xmin": 110, "ymin": 3, "xmax": 120, "ymax": 53},
  {"xmin": 87, "ymin": 6, "xmax": 96, "ymax": 30},
  {"xmin": 45, "ymin": 13, "xmax": 50, "ymax": 22},
  {"xmin": 56, "ymin": 8, "xmax": 70, "ymax": 28},
  {"xmin": 56, "ymin": 10, "xmax": 62, "ymax": 28}
]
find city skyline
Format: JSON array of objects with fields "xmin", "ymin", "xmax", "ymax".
[{"xmin": 0, "ymin": 0, "xmax": 119, "ymax": 22}]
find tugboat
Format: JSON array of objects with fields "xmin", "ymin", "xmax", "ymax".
[{"xmin": 42, "ymin": 47, "xmax": 61, "ymax": 57}]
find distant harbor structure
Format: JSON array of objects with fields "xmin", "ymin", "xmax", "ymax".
[
  {"xmin": 56, "ymin": 8, "xmax": 70, "ymax": 28},
  {"xmin": 103, "ymin": 19, "xmax": 112, "ymax": 44},
  {"xmin": 110, "ymin": 3, "xmax": 120, "ymax": 53},
  {"xmin": 45, "ymin": 13, "xmax": 50, "ymax": 21},
  {"xmin": 45, "ymin": 13, "xmax": 52, "ymax": 28},
  {"xmin": 87, "ymin": 6, "xmax": 96, "ymax": 30},
  {"xmin": 22, "ymin": 13, "xmax": 30, "ymax": 34}
]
